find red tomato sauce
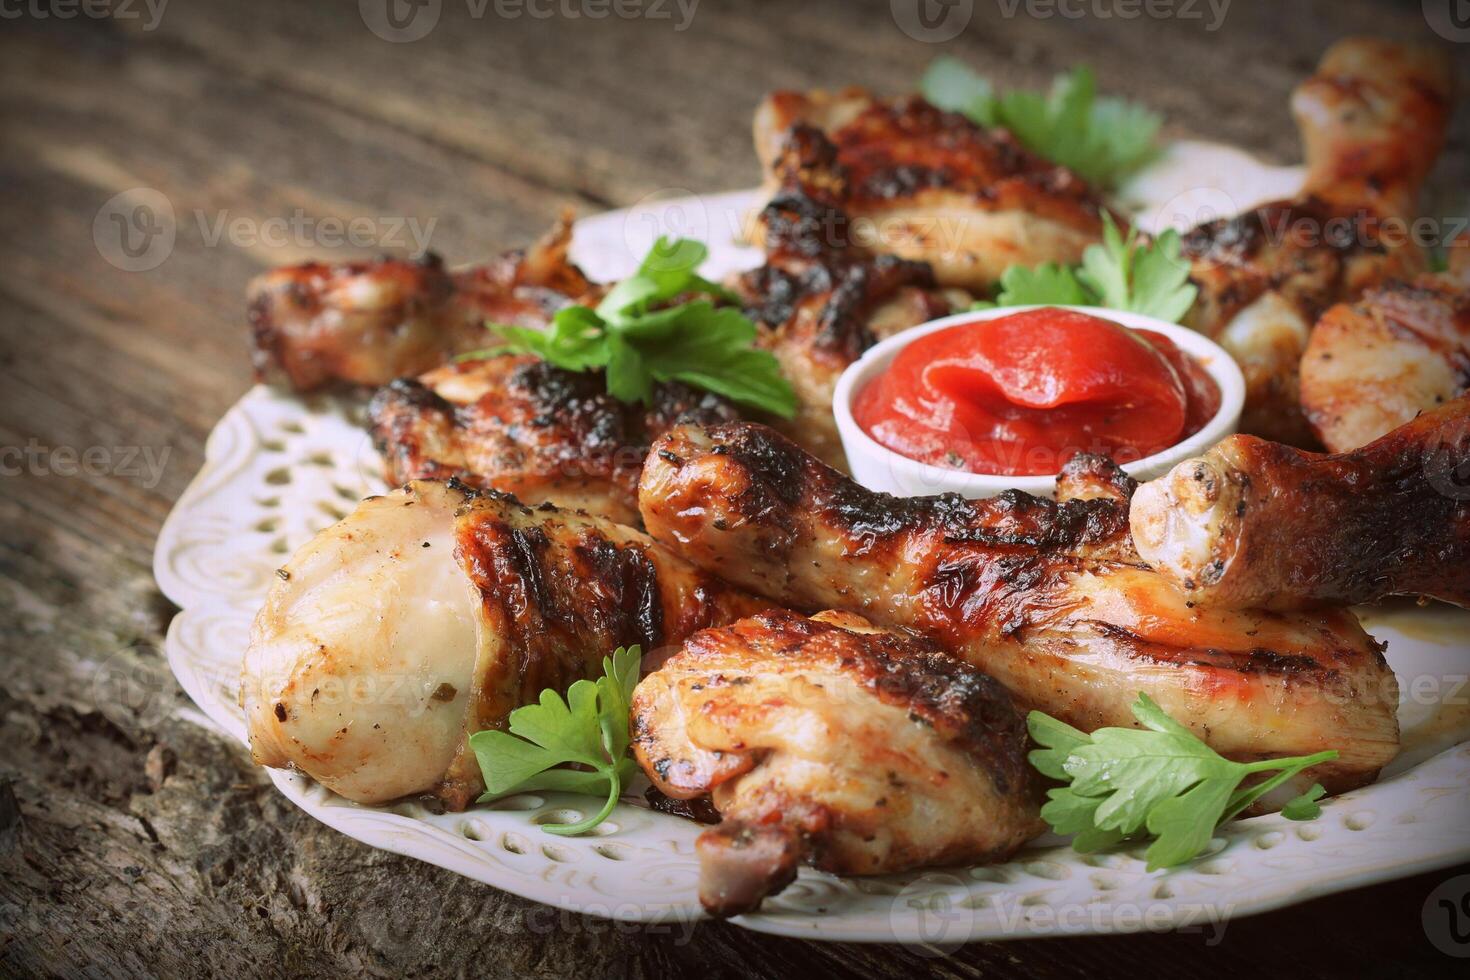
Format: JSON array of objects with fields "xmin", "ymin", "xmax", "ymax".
[{"xmin": 852, "ymin": 308, "xmax": 1220, "ymax": 477}]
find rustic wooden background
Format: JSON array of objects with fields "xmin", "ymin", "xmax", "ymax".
[{"xmin": 2, "ymin": 0, "xmax": 1467, "ymax": 975}]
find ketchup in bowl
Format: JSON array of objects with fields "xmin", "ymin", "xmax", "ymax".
[{"xmin": 852, "ymin": 308, "xmax": 1220, "ymax": 477}]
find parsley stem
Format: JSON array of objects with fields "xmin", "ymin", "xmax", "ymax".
[
  {"xmin": 542, "ymin": 770, "xmax": 622, "ymax": 837},
  {"xmin": 1237, "ymin": 750, "xmax": 1338, "ymax": 774},
  {"xmin": 1222, "ymin": 752, "xmax": 1335, "ymax": 824}
]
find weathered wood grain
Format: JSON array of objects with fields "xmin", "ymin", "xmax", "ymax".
[{"xmin": 1, "ymin": 0, "xmax": 1466, "ymax": 975}]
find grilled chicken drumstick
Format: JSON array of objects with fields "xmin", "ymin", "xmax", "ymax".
[
  {"xmin": 1299, "ymin": 238, "xmax": 1470, "ymax": 453},
  {"xmin": 633, "ymin": 608, "xmax": 1042, "ymax": 917},
  {"xmin": 248, "ymin": 215, "xmax": 598, "ymax": 391},
  {"xmin": 242, "ymin": 480, "xmax": 767, "ymax": 808},
  {"xmin": 1179, "ymin": 38, "xmax": 1453, "ymax": 444},
  {"xmin": 640, "ymin": 422, "xmax": 1399, "ymax": 792},
  {"xmin": 752, "ymin": 89, "xmax": 1108, "ymax": 291},
  {"xmin": 368, "ymin": 355, "xmax": 741, "ymax": 525},
  {"xmin": 1131, "ymin": 395, "xmax": 1470, "ymax": 611}
]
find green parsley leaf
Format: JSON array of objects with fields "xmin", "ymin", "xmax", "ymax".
[
  {"xmin": 483, "ymin": 306, "xmax": 611, "ymax": 372},
  {"xmin": 1065, "ymin": 727, "xmax": 1238, "ymax": 835},
  {"xmin": 461, "ymin": 237, "xmax": 796, "ymax": 418},
  {"xmin": 1142, "ymin": 776, "xmax": 1238, "ymax": 871},
  {"xmin": 1076, "ymin": 213, "xmax": 1132, "ymax": 311},
  {"xmin": 921, "ymin": 57, "xmax": 997, "ymax": 126},
  {"xmin": 596, "ymin": 645, "xmax": 640, "ymax": 762},
  {"xmin": 1078, "ymin": 215, "xmax": 1197, "ymax": 322},
  {"xmin": 979, "ymin": 261, "xmax": 1092, "ymax": 310},
  {"xmin": 470, "ymin": 645, "xmax": 642, "ymax": 836},
  {"xmin": 922, "ymin": 60, "xmax": 1161, "ymax": 189},
  {"xmin": 1026, "ymin": 711, "xmax": 1091, "ymax": 781},
  {"xmin": 1028, "ymin": 693, "xmax": 1339, "ymax": 870},
  {"xmin": 1127, "ymin": 233, "xmax": 1197, "ymax": 323},
  {"xmin": 1040, "ymin": 785, "xmax": 1109, "ymax": 836},
  {"xmin": 970, "ymin": 214, "xmax": 1198, "ymax": 324},
  {"xmin": 596, "ymin": 237, "xmax": 738, "ymax": 322},
  {"xmin": 1279, "ymin": 784, "xmax": 1328, "ymax": 822},
  {"xmin": 1038, "ymin": 783, "xmax": 1130, "ymax": 853}
]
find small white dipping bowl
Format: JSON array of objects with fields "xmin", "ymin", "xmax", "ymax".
[{"xmin": 833, "ymin": 305, "xmax": 1245, "ymax": 499}]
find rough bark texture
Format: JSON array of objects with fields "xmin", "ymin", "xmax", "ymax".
[{"xmin": 1, "ymin": 0, "xmax": 1467, "ymax": 976}]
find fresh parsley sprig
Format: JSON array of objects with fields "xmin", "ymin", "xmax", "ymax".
[
  {"xmin": 922, "ymin": 59, "xmax": 1162, "ymax": 189},
  {"xmin": 974, "ymin": 214, "xmax": 1198, "ymax": 323},
  {"xmin": 1029, "ymin": 693, "xmax": 1336, "ymax": 871},
  {"xmin": 469, "ymin": 645, "xmax": 641, "ymax": 836},
  {"xmin": 464, "ymin": 237, "xmax": 798, "ymax": 419}
]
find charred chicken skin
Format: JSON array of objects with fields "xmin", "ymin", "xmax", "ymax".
[
  {"xmin": 1131, "ymin": 395, "xmax": 1470, "ymax": 611},
  {"xmin": 1179, "ymin": 39, "xmax": 1453, "ymax": 444},
  {"xmin": 633, "ymin": 608, "xmax": 1041, "ymax": 917},
  {"xmin": 752, "ymin": 90, "xmax": 1107, "ymax": 291},
  {"xmin": 365, "ymin": 185, "xmax": 960, "ymax": 496},
  {"xmin": 368, "ymin": 355, "xmax": 741, "ymax": 525},
  {"xmin": 639, "ymin": 422, "xmax": 1399, "ymax": 793},
  {"xmin": 1299, "ymin": 240, "xmax": 1470, "ymax": 453},
  {"xmin": 736, "ymin": 186, "xmax": 965, "ymax": 469},
  {"xmin": 248, "ymin": 215, "xmax": 598, "ymax": 391},
  {"xmin": 242, "ymin": 480, "xmax": 767, "ymax": 809}
]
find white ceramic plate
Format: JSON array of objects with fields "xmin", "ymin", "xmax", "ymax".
[{"xmin": 155, "ymin": 146, "xmax": 1470, "ymax": 943}]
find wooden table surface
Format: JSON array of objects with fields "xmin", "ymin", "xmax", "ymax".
[{"xmin": 2, "ymin": 0, "xmax": 1467, "ymax": 975}]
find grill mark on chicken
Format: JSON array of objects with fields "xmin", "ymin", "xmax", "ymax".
[
  {"xmin": 1181, "ymin": 198, "xmax": 1414, "ymax": 344},
  {"xmin": 632, "ymin": 608, "xmax": 1040, "ymax": 916},
  {"xmin": 369, "ymin": 354, "xmax": 741, "ymax": 525},
  {"xmin": 708, "ymin": 424, "xmax": 1134, "ymax": 556},
  {"xmin": 752, "ymin": 92, "xmax": 1107, "ymax": 292},
  {"xmin": 731, "ymin": 186, "xmax": 961, "ymax": 471},
  {"xmin": 638, "ymin": 422, "xmax": 1400, "ymax": 793},
  {"xmin": 1300, "ymin": 244, "xmax": 1470, "ymax": 452},
  {"xmin": 572, "ymin": 532, "xmax": 666, "ymax": 652},
  {"xmin": 741, "ymin": 250, "xmax": 940, "ymax": 364},
  {"xmin": 644, "ymin": 786, "xmax": 722, "ymax": 824},
  {"xmin": 783, "ymin": 96, "xmax": 1101, "ymax": 225},
  {"xmin": 458, "ymin": 494, "xmax": 669, "ymax": 659}
]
